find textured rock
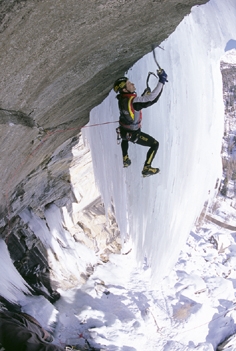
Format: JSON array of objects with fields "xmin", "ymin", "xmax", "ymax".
[
  {"xmin": 2, "ymin": 137, "xmax": 122, "ymax": 299},
  {"xmin": 0, "ymin": 0, "xmax": 209, "ymax": 221}
]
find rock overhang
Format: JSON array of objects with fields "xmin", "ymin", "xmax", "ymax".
[{"xmin": 0, "ymin": 0, "xmax": 209, "ymax": 223}]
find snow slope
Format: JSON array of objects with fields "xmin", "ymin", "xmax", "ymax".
[
  {"xmin": 85, "ymin": 0, "xmax": 236, "ymax": 281},
  {"xmin": 21, "ymin": 207, "xmax": 236, "ymax": 351},
  {"xmin": 222, "ymin": 49, "xmax": 236, "ymax": 65}
]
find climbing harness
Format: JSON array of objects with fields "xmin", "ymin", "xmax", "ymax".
[
  {"xmin": 116, "ymin": 127, "xmax": 133, "ymax": 144},
  {"xmin": 116, "ymin": 127, "xmax": 121, "ymax": 144},
  {"xmin": 116, "ymin": 127, "xmax": 140, "ymax": 144}
]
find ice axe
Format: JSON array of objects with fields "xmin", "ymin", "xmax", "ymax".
[{"xmin": 151, "ymin": 44, "xmax": 168, "ymax": 82}]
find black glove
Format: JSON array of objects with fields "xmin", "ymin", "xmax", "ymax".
[{"xmin": 158, "ymin": 69, "xmax": 168, "ymax": 84}]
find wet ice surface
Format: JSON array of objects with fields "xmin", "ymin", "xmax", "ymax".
[{"xmin": 85, "ymin": 0, "xmax": 236, "ymax": 280}]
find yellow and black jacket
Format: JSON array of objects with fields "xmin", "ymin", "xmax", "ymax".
[{"xmin": 117, "ymin": 81, "xmax": 164, "ymax": 131}]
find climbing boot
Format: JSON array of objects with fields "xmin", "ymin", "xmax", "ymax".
[
  {"xmin": 142, "ymin": 165, "xmax": 160, "ymax": 177},
  {"xmin": 123, "ymin": 155, "xmax": 131, "ymax": 168}
]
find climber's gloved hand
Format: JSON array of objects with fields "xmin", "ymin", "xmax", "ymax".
[{"xmin": 158, "ymin": 69, "xmax": 168, "ymax": 84}]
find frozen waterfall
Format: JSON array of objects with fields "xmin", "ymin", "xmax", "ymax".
[{"xmin": 84, "ymin": 0, "xmax": 236, "ymax": 280}]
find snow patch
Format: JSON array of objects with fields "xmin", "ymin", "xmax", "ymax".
[{"xmin": 0, "ymin": 239, "xmax": 30, "ymax": 303}]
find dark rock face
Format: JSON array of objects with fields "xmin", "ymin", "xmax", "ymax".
[
  {"xmin": 0, "ymin": 0, "xmax": 209, "ymax": 301},
  {"xmin": 220, "ymin": 59, "xmax": 236, "ymax": 197},
  {"xmin": 6, "ymin": 215, "xmax": 60, "ymax": 303}
]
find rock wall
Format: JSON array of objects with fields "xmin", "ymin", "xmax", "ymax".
[{"xmin": 0, "ymin": 0, "xmax": 209, "ymax": 301}]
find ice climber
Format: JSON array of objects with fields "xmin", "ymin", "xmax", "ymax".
[{"xmin": 114, "ymin": 69, "xmax": 168, "ymax": 177}]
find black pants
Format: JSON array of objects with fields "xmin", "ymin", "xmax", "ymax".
[{"xmin": 120, "ymin": 128, "xmax": 159, "ymax": 167}]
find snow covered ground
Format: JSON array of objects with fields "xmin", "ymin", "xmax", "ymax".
[
  {"xmin": 55, "ymin": 217, "xmax": 236, "ymax": 351},
  {"xmin": 222, "ymin": 49, "xmax": 236, "ymax": 66},
  {"xmin": 19, "ymin": 201, "xmax": 236, "ymax": 351}
]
